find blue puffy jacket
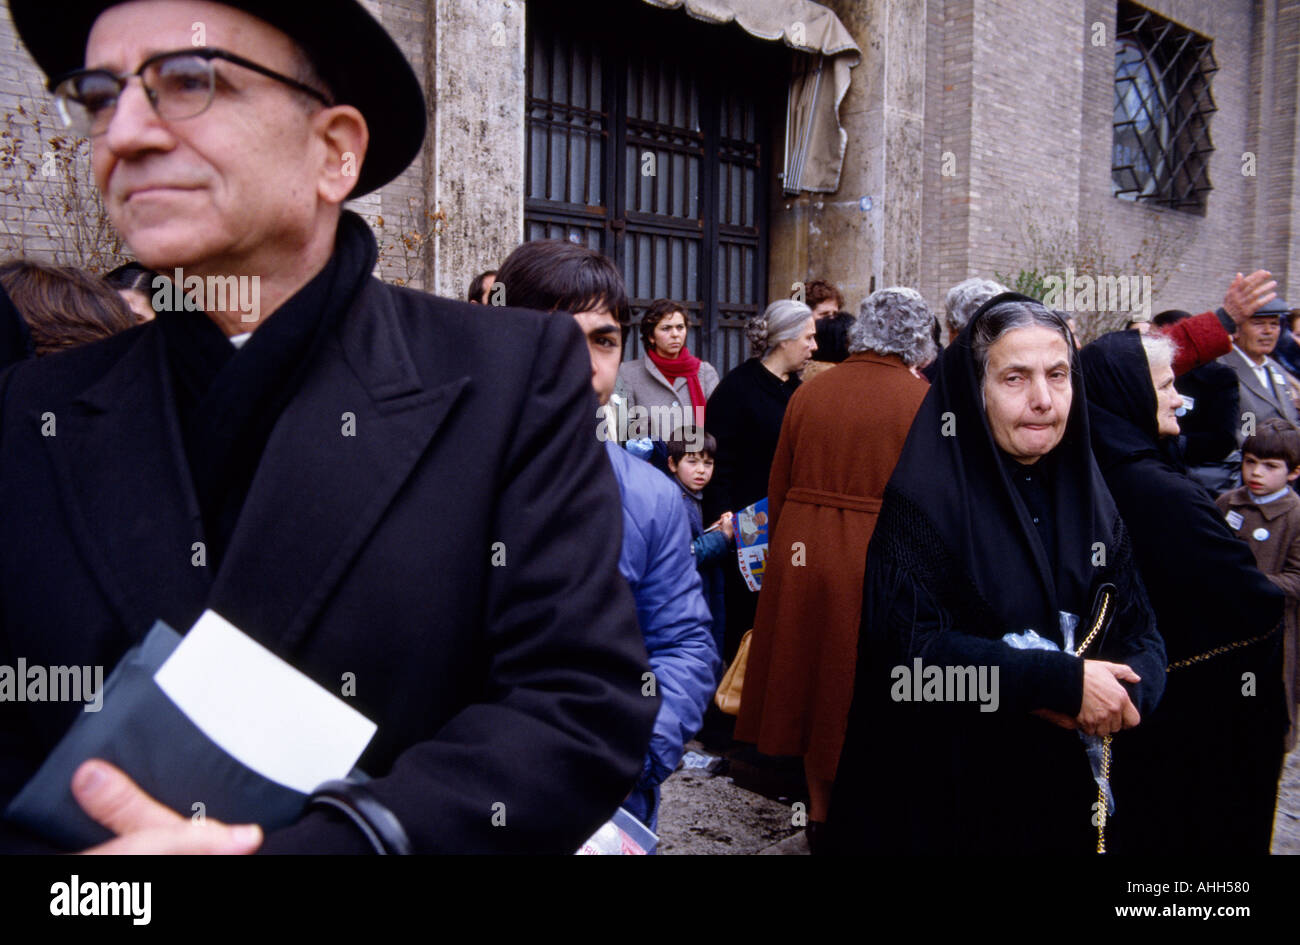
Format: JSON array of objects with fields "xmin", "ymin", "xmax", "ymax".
[{"xmin": 604, "ymin": 441, "xmax": 720, "ymax": 829}]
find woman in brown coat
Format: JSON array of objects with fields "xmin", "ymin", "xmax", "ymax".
[{"xmin": 735, "ymin": 287, "xmax": 936, "ymax": 847}]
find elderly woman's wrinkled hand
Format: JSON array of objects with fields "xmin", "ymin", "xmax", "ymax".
[{"xmin": 1076, "ymin": 660, "xmax": 1142, "ymax": 736}]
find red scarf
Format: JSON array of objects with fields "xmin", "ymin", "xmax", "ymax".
[{"xmin": 645, "ymin": 345, "xmax": 706, "ymax": 426}]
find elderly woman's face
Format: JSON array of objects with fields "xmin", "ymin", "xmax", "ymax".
[
  {"xmin": 775, "ymin": 316, "xmax": 818, "ymax": 370},
  {"xmin": 983, "ymin": 326, "xmax": 1072, "ymax": 464},
  {"xmin": 1151, "ymin": 360, "xmax": 1183, "ymax": 437}
]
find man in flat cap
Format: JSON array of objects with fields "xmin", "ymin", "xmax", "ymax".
[
  {"xmin": 0, "ymin": 0, "xmax": 656, "ymax": 853},
  {"xmin": 1219, "ymin": 295, "xmax": 1300, "ymax": 435}
]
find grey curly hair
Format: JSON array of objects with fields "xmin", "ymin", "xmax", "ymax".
[
  {"xmin": 747, "ymin": 299, "xmax": 813, "ymax": 358},
  {"xmin": 849, "ymin": 287, "xmax": 937, "ymax": 367},
  {"xmin": 945, "ymin": 277, "xmax": 1009, "ymax": 335}
]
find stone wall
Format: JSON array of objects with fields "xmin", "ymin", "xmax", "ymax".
[
  {"xmin": 768, "ymin": 0, "xmax": 928, "ymax": 314},
  {"xmin": 423, "ymin": 0, "xmax": 525, "ymax": 300}
]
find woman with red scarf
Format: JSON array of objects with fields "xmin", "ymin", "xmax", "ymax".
[{"xmin": 616, "ymin": 299, "xmax": 720, "ymax": 440}]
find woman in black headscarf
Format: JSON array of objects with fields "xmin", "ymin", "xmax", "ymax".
[
  {"xmin": 828, "ymin": 294, "xmax": 1166, "ymax": 855},
  {"xmin": 1080, "ymin": 330, "xmax": 1286, "ymax": 854}
]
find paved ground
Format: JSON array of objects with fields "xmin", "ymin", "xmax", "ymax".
[
  {"xmin": 657, "ymin": 740, "xmax": 805, "ymax": 855},
  {"xmin": 1271, "ymin": 746, "xmax": 1300, "ymax": 853},
  {"xmin": 658, "ymin": 738, "xmax": 1300, "ymax": 855}
]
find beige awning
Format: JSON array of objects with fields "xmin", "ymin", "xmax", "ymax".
[{"xmin": 641, "ymin": 0, "xmax": 861, "ymax": 194}]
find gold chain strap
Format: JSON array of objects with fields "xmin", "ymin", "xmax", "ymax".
[
  {"xmin": 1095, "ymin": 736, "xmax": 1111, "ymax": 854},
  {"xmin": 1074, "ymin": 591, "xmax": 1112, "ymax": 657},
  {"xmin": 1082, "ymin": 614, "xmax": 1276, "ymax": 853},
  {"xmin": 1165, "ymin": 630, "xmax": 1274, "ymax": 671},
  {"xmin": 1075, "ymin": 589, "xmax": 1113, "ymax": 855}
]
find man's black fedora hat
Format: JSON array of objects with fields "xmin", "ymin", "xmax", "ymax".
[{"xmin": 9, "ymin": 0, "xmax": 427, "ymax": 197}]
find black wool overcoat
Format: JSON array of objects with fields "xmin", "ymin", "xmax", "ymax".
[{"xmin": 0, "ymin": 278, "xmax": 657, "ymax": 854}]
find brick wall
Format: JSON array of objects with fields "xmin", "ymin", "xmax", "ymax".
[{"xmin": 921, "ymin": 0, "xmax": 1300, "ymax": 333}]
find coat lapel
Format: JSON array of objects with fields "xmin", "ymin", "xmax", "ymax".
[
  {"xmin": 644, "ymin": 357, "xmax": 677, "ymax": 395},
  {"xmin": 1231, "ymin": 353, "xmax": 1287, "ymax": 415},
  {"xmin": 42, "ymin": 328, "xmax": 212, "ymax": 639},
  {"xmin": 209, "ymin": 280, "xmax": 469, "ymax": 654}
]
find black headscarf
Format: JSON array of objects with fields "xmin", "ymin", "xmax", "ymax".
[
  {"xmin": 1080, "ymin": 330, "xmax": 1169, "ymax": 470},
  {"xmin": 878, "ymin": 293, "xmax": 1115, "ymax": 640},
  {"xmin": 0, "ymin": 283, "xmax": 35, "ymax": 369},
  {"xmin": 829, "ymin": 293, "xmax": 1165, "ymax": 855}
]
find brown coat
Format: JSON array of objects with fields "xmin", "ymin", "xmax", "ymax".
[
  {"xmin": 734, "ymin": 351, "xmax": 928, "ymax": 779},
  {"xmin": 1216, "ymin": 485, "xmax": 1300, "ymax": 750}
]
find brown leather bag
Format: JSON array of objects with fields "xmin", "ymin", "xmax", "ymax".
[{"xmin": 713, "ymin": 629, "xmax": 752, "ymax": 716}]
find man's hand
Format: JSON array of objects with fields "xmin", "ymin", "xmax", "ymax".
[
  {"xmin": 1076, "ymin": 660, "xmax": 1141, "ymax": 736},
  {"xmin": 1223, "ymin": 270, "xmax": 1278, "ymax": 327},
  {"xmin": 72, "ymin": 760, "xmax": 263, "ymax": 855}
]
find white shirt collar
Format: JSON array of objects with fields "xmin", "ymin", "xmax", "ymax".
[
  {"xmin": 1233, "ymin": 344, "xmax": 1271, "ymax": 386},
  {"xmin": 1255, "ymin": 486, "xmax": 1292, "ymax": 505}
]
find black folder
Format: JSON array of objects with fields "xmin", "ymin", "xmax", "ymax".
[{"xmin": 5, "ymin": 621, "xmax": 323, "ymax": 849}]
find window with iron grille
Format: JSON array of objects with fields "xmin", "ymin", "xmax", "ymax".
[
  {"xmin": 525, "ymin": 0, "xmax": 784, "ymax": 375},
  {"xmin": 1112, "ymin": 2, "xmax": 1218, "ymax": 214}
]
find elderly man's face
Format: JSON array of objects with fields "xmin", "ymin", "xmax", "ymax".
[
  {"xmin": 1238, "ymin": 316, "xmax": 1280, "ymax": 363},
  {"xmin": 983, "ymin": 326, "xmax": 1072, "ymax": 464},
  {"xmin": 86, "ymin": 1, "xmax": 332, "ymax": 275}
]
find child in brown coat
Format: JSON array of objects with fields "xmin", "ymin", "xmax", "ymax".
[{"xmin": 1216, "ymin": 417, "xmax": 1300, "ymax": 751}]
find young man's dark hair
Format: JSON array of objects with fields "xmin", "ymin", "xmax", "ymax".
[
  {"xmin": 103, "ymin": 261, "xmax": 156, "ymax": 295},
  {"xmin": 1243, "ymin": 417, "xmax": 1300, "ymax": 470},
  {"xmin": 1152, "ymin": 309, "xmax": 1192, "ymax": 330},
  {"xmin": 494, "ymin": 241, "xmax": 628, "ymax": 320},
  {"xmin": 804, "ymin": 279, "xmax": 843, "ymax": 312},
  {"xmin": 640, "ymin": 298, "xmax": 687, "ymax": 349},
  {"xmin": 467, "ymin": 269, "xmax": 497, "ymax": 304},
  {"xmin": 665, "ymin": 426, "xmax": 717, "ymax": 465}
]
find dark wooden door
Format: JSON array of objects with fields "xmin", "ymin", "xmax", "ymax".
[{"xmin": 525, "ymin": 0, "xmax": 782, "ymax": 374}]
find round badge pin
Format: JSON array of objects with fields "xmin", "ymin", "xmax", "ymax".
[{"xmin": 1253, "ymin": 527, "xmax": 1269, "ymax": 542}]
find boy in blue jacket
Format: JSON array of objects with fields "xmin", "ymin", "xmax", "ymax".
[
  {"xmin": 665, "ymin": 428, "xmax": 732, "ymax": 662},
  {"xmin": 494, "ymin": 241, "xmax": 719, "ymax": 833}
]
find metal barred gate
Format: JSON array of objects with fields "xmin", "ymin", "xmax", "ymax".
[{"xmin": 524, "ymin": 0, "xmax": 783, "ymax": 376}]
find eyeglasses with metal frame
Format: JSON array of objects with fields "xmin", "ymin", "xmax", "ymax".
[{"xmin": 51, "ymin": 47, "xmax": 333, "ymax": 137}]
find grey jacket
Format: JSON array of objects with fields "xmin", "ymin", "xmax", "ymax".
[
  {"xmin": 1218, "ymin": 346, "xmax": 1299, "ymax": 440},
  {"xmin": 614, "ymin": 356, "xmax": 719, "ymax": 440}
]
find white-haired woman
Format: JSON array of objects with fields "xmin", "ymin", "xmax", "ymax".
[
  {"xmin": 1081, "ymin": 328, "xmax": 1287, "ymax": 855},
  {"xmin": 734, "ymin": 287, "xmax": 934, "ymax": 851},
  {"xmin": 703, "ymin": 299, "xmax": 817, "ymax": 663}
]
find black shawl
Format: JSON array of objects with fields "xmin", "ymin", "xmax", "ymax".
[
  {"xmin": 1080, "ymin": 331, "xmax": 1285, "ymax": 854},
  {"xmin": 828, "ymin": 295, "xmax": 1165, "ymax": 855}
]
